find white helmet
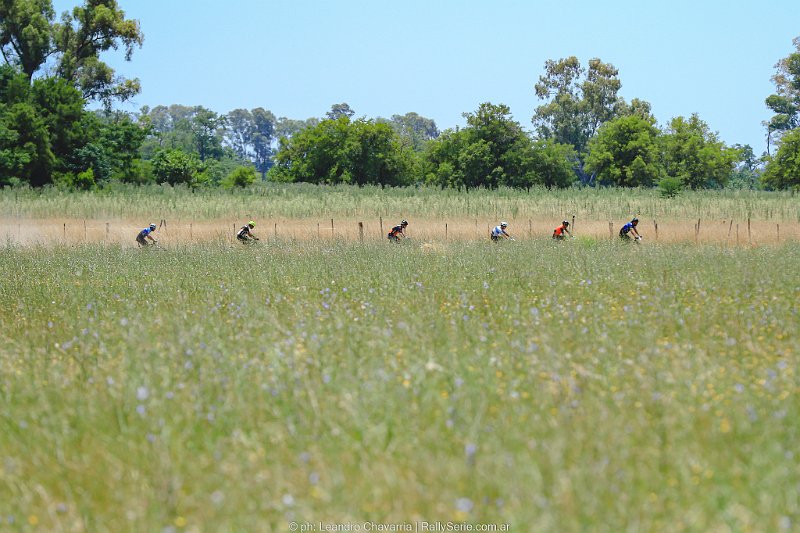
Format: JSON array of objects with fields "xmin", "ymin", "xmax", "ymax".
[
  {"xmin": 500, "ymin": 221, "xmax": 508, "ymax": 228},
  {"xmin": 149, "ymin": 223, "xmax": 157, "ymax": 230}
]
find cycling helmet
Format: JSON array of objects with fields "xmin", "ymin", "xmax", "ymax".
[
  {"xmin": 149, "ymin": 223, "xmax": 157, "ymax": 230},
  {"xmin": 631, "ymin": 217, "xmax": 639, "ymax": 224},
  {"xmin": 500, "ymin": 221, "xmax": 508, "ymax": 228},
  {"xmin": 248, "ymin": 220, "xmax": 255, "ymax": 228},
  {"xmin": 563, "ymin": 220, "xmax": 569, "ymax": 226},
  {"xmin": 401, "ymin": 219, "xmax": 408, "ymax": 226}
]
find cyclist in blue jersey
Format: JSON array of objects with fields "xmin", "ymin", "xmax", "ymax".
[
  {"xmin": 136, "ymin": 223, "xmax": 158, "ymax": 247},
  {"xmin": 619, "ymin": 218, "xmax": 642, "ymax": 242}
]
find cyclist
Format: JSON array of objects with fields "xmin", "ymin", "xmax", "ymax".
[
  {"xmin": 552, "ymin": 220, "xmax": 572, "ymax": 240},
  {"xmin": 237, "ymin": 221, "xmax": 259, "ymax": 244},
  {"xmin": 619, "ymin": 217, "xmax": 642, "ymax": 242},
  {"xmin": 136, "ymin": 223, "xmax": 158, "ymax": 247},
  {"xmin": 388, "ymin": 220, "xmax": 409, "ymax": 243},
  {"xmin": 491, "ymin": 222, "xmax": 513, "ymax": 241}
]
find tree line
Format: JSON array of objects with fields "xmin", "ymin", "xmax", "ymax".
[{"xmin": 1, "ymin": 1, "xmax": 798, "ymax": 191}]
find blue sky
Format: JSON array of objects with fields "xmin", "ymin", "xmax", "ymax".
[{"xmin": 54, "ymin": 0, "xmax": 800, "ymax": 152}]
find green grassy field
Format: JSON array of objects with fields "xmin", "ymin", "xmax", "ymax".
[
  {"xmin": 1, "ymin": 239, "xmax": 798, "ymax": 532},
  {"xmin": 2, "ymin": 183, "xmax": 799, "ymax": 221}
]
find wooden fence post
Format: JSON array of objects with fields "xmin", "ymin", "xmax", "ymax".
[
  {"xmin": 379, "ymin": 216, "xmax": 383, "ymax": 238},
  {"xmin": 274, "ymin": 222, "xmax": 277, "ymax": 239},
  {"xmin": 747, "ymin": 218, "xmax": 751, "ymax": 245},
  {"xmin": 695, "ymin": 218, "xmax": 701, "ymax": 243},
  {"xmin": 572, "ymin": 215, "xmax": 575, "ymax": 233},
  {"xmin": 777, "ymin": 223, "xmax": 780, "ymax": 242},
  {"xmin": 654, "ymin": 220, "xmax": 658, "ymax": 241},
  {"xmin": 528, "ymin": 219, "xmax": 532, "ymax": 239},
  {"xmin": 445, "ymin": 223, "xmax": 448, "ymax": 241},
  {"xmin": 359, "ymin": 222, "xmax": 364, "ymax": 243},
  {"xmin": 609, "ymin": 221, "xmax": 613, "ymax": 239},
  {"xmin": 190, "ymin": 223, "xmax": 193, "ymax": 241},
  {"xmin": 106, "ymin": 222, "xmax": 109, "ymax": 240}
]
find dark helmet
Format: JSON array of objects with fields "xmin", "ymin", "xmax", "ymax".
[
  {"xmin": 401, "ymin": 219, "xmax": 408, "ymax": 226},
  {"xmin": 631, "ymin": 217, "xmax": 639, "ymax": 224},
  {"xmin": 563, "ymin": 220, "xmax": 569, "ymax": 227}
]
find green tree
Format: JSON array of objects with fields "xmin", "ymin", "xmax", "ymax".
[
  {"xmin": 463, "ymin": 103, "xmax": 530, "ymax": 188},
  {"xmin": 762, "ymin": 128, "xmax": 800, "ymax": 190},
  {"xmin": 765, "ymin": 36, "xmax": 800, "ymax": 154},
  {"xmin": 0, "ymin": 47, "xmax": 146, "ymax": 188},
  {"xmin": 620, "ymin": 98, "xmax": 656, "ymax": 123},
  {"xmin": 585, "ymin": 114, "xmax": 662, "ymax": 187},
  {"xmin": 424, "ymin": 103, "xmax": 576, "ymax": 189},
  {"xmin": 275, "ymin": 116, "xmax": 318, "ymax": 141},
  {"xmin": 224, "ymin": 108, "xmax": 253, "ymax": 160},
  {"xmin": 191, "ymin": 106, "xmax": 224, "ymax": 162},
  {"xmin": 1, "ymin": 101, "xmax": 54, "ymax": 185},
  {"xmin": 326, "ymin": 102, "xmax": 354, "ymax": 121},
  {"xmin": 0, "ymin": 61, "xmax": 29, "ymax": 102},
  {"xmin": 0, "ymin": 64, "xmax": 53, "ymax": 184},
  {"xmin": 151, "ymin": 148, "xmax": 199, "ymax": 186},
  {"xmin": 0, "ymin": 112, "xmax": 23, "ymax": 182},
  {"xmin": 272, "ymin": 116, "xmax": 412, "ymax": 186},
  {"xmin": 251, "ymin": 107, "xmax": 275, "ymax": 177},
  {"xmin": 380, "ymin": 112, "xmax": 439, "ymax": 151},
  {"xmin": 658, "ymin": 176, "xmax": 683, "ymax": 198},
  {"xmin": 30, "ymin": 75, "xmax": 86, "ymax": 173},
  {"xmin": 529, "ymin": 139, "xmax": 577, "ymax": 188},
  {"xmin": 221, "ymin": 165, "xmax": 257, "ymax": 188},
  {"xmin": 423, "ymin": 128, "xmax": 466, "ymax": 188},
  {"xmin": 727, "ymin": 144, "xmax": 762, "ymax": 190},
  {"xmin": 660, "ymin": 114, "xmax": 737, "ymax": 189},
  {"xmin": 0, "ymin": 0, "xmax": 54, "ymax": 79},
  {"xmin": 53, "ymin": 0, "xmax": 143, "ymax": 105},
  {"xmin": 138, "ymin": 104, "xmax": 195, "ymax": 158},
  {"xmin": 533, "ymin": 57, "xmax": 630, "ymax": 184},
  {"xmin": 1, "ymin": 0, "xmax": 143, "ymax": 106},
  {"xmin": 222, "ymin": 107, "xmax": 275, "ymax": 178},
  {"xmin": 75, "ymin": 110, "xmax": 148, "ymax": 183}
]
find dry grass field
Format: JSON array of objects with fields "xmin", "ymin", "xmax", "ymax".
[{"xmin": 1, "ymin": 216, "xmax": 797, "ymax": 247}]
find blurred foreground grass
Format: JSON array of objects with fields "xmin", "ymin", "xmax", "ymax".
[{"xmin": 1, "ymin": 240, "xmax": 798, "ymax": 532}]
